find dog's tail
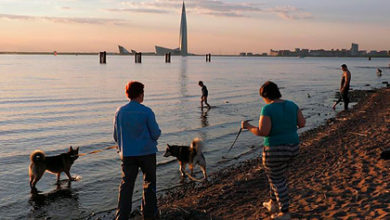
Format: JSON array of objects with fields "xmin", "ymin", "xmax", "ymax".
[
  {"xmin": 190, "ymin": 137, "xmax": 203, "ymax": 153},
  {"xmin": 30, "ymin": 150, "xmax": 45, "ymax": 163}
]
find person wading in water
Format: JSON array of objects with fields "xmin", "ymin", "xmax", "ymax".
[{"xmin": 333, "ymin": 64, "xmax": 351, "ymax": 111}]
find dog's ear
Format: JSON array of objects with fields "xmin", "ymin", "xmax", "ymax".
[
  {"xmin": 69, "ymin": 146, "xmax": 73, "ymax": 151},
  {"xmin": 75, "ymin": 147, "xmax": 79, "ymax": 152},
  {"xmin": 167, "ymin": 144, "xmax": 170, "ymax": 148}
]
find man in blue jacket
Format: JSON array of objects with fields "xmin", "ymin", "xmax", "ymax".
[{"xmin": 114, "ymin": 81, "xmax": 161, "ymax": 220}]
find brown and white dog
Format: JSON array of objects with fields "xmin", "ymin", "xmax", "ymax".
[
  {"xmin": 29, "ymin": 146, "xmax": 79, "ymax": 192},
  {"xmin": 164, "ymin": 138, "xmax": 207, "ymax": 180}
]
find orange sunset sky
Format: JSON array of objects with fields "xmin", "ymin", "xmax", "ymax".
[{"xmin": 0, "ymin": 0, "xmax": 389, "ymax": 54}]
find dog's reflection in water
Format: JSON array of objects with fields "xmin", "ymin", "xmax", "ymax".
[{"xmin": 28, "ymin": 182, "xmax": 81, "ymax": 218}]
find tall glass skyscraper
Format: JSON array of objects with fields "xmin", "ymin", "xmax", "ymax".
[
  {"xmin": 155, "ymin": 2, "xmax": 189, "ymax": 56},
  {"xmin": 179, "ymin": 2, "xmax": 188, "ymax": 56}
]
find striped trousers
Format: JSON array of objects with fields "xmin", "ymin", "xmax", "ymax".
[{"xmin": 262, "ymin": 144, "xmax": 299, "ymax": 213}]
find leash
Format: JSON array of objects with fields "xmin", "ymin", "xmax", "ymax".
[
  {"xmin": 183, "ymin": 170, "xmax": 205, "ymax": 182},
  {"xmin": 77, "ymin": 145, "xmax": 118, "ymax": 157},
  {"xmin": 222, "ymin": 120, "xmax": 252, "ymax": 159}
]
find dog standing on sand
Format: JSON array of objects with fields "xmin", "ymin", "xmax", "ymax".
[
  {"xmin": 164, "ymin": 138, "xmax": 207, "ymax": 180},
  {"xmin": 29, "ymin": 146, "xmax": 79, "ymax": 191}
]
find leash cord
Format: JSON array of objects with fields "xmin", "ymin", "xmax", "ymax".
[
  {"xmin": 226, "ymin": 128, "xmax": 242, "ymax": 153},
  {"xmin": 77, "ymin": 145, "xmax": 118, "ymax": 157},
  {"xmin": 224, "ymin": 120, "xmax": 253, "ymax": 154},
  {"xmin": 183, "ymin": 170, "xmax": 205, "ymax": 182}
]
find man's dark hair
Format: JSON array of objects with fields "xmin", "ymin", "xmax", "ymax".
[
  {"xmin": 259, "ymin": 81, "xmax": 282, "ymax": 100},
  {"xmin": 198, "ymin": 81, "xmax": 203, "ymax": 86},
  {"xmin": 126, "ymin": 81, "xmax": 144, "ymax": 99},
  {"xmin": 341, "ymin": 64, "xmax": 347, "ymax": 68}
]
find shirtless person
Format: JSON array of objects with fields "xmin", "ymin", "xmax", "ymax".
[
  {"xmin": 198, "ymin": 81, "xmax": 211, "ymax": 109},
  {"xmin": 333, "ymin": 64, "xmax": 351, "ymax": 110}
]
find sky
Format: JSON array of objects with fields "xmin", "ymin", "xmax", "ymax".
[{"xmin": 0, "ymin": 0, "xmax": 389, "ymax": 54}]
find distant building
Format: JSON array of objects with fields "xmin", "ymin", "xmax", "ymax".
[
  {"xmin": 155, "ymin": 46, "xmax": 180, "ymax": 55},
  {"xmin": 269, "ymin": 43, "xmax": 388, "ymax": 57},
  {"xmin": 350, "ymin": 43, "xmax": 359, "ymax": 56},
  {"xmin": 155, "ymin": 2, "xmax": 188, "ymax": 56},
  {"xmin": 118, "ymin": 45, "xmax": 131, "ymax": 55},
  {"xmin": 269, "ymin": 49, "xmax": 279, "ymax": 56}
]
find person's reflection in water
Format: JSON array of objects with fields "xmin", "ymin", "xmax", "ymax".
[
  {"xmin": 28, "ymin": 181, "xmax": 80, "ymax": 218},
  {"xmin": 200, "ymin": 107, "xmax": 210, "ymax": 128}
]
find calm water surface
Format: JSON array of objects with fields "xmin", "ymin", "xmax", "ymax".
[{"xmin": 0, "ymin": 55, "xmax": 389, "ymax": 219}]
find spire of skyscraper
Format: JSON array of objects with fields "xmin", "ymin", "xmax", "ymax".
[{"xmin": 179, "ymin": 1, "xmax": 188, "ymax": 56}]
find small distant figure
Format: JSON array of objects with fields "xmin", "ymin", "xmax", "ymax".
[
  {"xmin": 333, "ymin": 64, "xmax": 351, "ymax": 111},
  {"xmin": 198, "ymin": 81, "xmax": 211, "ymax": 109},
  {"xmin": 377, "ymin": 68, "xmax": 382, "ymax": 77},
  {"xmin": 307, "ymin": 93, "xmax": 311, "ymax": 98}
]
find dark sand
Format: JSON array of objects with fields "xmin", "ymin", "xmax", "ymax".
[
  {"xmin": 157, "ymin": 88, "xmax": 390, "ymax": 219},
  {"xmin": 90, "ymin": 88, "xmax": 390, "ymax": 220}
]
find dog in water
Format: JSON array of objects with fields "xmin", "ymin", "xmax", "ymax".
[
  {"xmin": 29, "ymin": 146, "xmax": 79, "ymax": 191},
  {"xmin": 164, "ymin": 137, "xmax": 207, "ymax": 180}
]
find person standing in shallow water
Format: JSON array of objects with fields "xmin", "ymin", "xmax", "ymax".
[
  {"xmin": 113, "ymin": 81, "xmax": 161, "ymax": 220},
  {"xmin": 198, "ymin": 81, "xmax": 211, "ymax": 109},
  {"xmin": 333, "ymin": 64, "xmax": 351, "ymax": 110},
  {"xmin": 241, "ymin": 81, "xmax": 305, "ymax": 220}
]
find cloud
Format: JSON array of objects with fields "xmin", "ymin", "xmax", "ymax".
[
  {"xmin": 105, "ymin": 8, "xmax": 169, "ymax": 14},
  {"xmin": 61, "ymin": 6, "xmax": 72, "ymax": 10},
  {"xmin": 0, "ymin": 13, "xmax": 130, "ymax": 25},
  {"xmin": 108, "ymin": 0, "xmax": 312, "ymax": 20},
  {"xmin": 110, "ymin": 0, "xmax": 263, "ymax": 17},
  {"xmin": 267, "ymin": 6, "xmax": 313, "ymax": 20}
]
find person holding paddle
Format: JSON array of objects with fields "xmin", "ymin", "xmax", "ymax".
[{"xmin": 241, "ymin": 81, "xmax": 305, "ymax": 220}]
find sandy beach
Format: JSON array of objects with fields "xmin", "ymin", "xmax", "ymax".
[
  {"xmin": 155, "ymin": 88, "xmax": 390, "ymax": 219},
  {"xmin": 89, "ymin": 87, "xmax": 390, "ymax": 220}
]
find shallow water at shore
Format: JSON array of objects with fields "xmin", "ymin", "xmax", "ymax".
[{"xmin": 0, "ymin": 55, "xmax": 389, "ymax": 219}]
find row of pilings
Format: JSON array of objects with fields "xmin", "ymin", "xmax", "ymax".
[{"xmin": 99, "ymin": 51, "xmax": 212, "ymax": 64}]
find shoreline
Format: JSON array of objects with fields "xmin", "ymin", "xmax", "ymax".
[
  {"xmin": 1, "ymin": 52, "xmax": 390, "ymax": 58},
  {"xmin": 157, "ymin": 88, "xmax": 390, "ymax": 219},
  {"xmin": 89, "ymin": 87, "xmax": 390, "ymax": 219}
]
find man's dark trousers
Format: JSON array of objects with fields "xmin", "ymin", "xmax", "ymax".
[
  {"xmin": 341, "ymin": 90, "xmax": 349, "ymax": 110},
  {"xmin": 115, "ymin": 154, "xmax": 157, "ymax": 220}
]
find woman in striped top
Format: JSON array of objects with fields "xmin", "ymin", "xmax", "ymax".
[{"xmin": 242, "ymin": 81, "xmax": 305, "ymax": 220}]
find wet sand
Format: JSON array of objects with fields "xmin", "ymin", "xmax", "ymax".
[
  {"xmin": 90, "ymin": 88, "xmax": 390, "ymax": 219},
  {"xmin": 157, "ymin": 88, "xmax": 390, "ymax": 219}
]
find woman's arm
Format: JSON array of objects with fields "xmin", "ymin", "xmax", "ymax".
[
  {"xmin": 242, "ymin": 115, "xmax": 271, "ymax": 136},
  {"xmin": 297, "ymin": 109, "xmax": 305, "ymax": 128}
]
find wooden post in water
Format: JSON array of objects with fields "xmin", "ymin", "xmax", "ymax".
[
  {"xmin": 165, "ymin": 53, "xmax": 171, "ymax": 63},
  {"xmin": 206, "ymin": 53, "xmax": 211, "ymax": 62},
  {"xmin": 99, "ymin": 51, "xmax": 107, "ymax": 64},
  {"xmin": 135, "ymin": 52, "xmax": 142, "ymax": 63}
]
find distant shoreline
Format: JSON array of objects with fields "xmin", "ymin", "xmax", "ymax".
[{"xmin": 0, "ymin": 52, "xmax": 389, "ymax": 58}]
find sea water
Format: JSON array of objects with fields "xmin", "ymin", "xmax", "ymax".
[{"xmin": 0, "ymin": 55, "xmax": 389, "ymax": 219}]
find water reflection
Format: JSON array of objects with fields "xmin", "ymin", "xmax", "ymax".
[
  {"xmin": 200, "ymin": 108, "xmax": 209, "ymax": 128},
  {"xmin": 28, "ymin": 182, "xmax": 81, "ymax": 218},
  {"xmin": 179, "ymin": 57, "xmax": 188, "ymax": 98}
]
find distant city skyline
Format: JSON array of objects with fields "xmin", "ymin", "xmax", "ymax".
[{"xmin": 0, "ymin": 0, "xmax": 389, "ymax": 54}]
